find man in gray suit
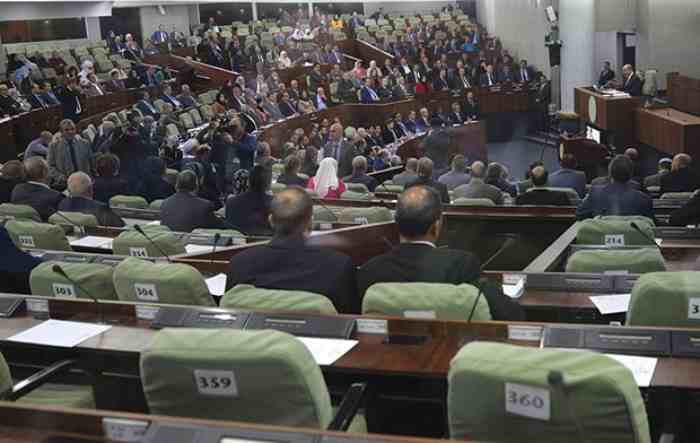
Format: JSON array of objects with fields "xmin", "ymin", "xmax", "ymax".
[
  {"xmin": 644, "ymin": 157, "xmax": 672, "ymax": 189},
  {"xmin": 453, "ymin": 161, "xmax": 504, "ymax": 204},
  {"xmin": 392, "ymin": 157, "xmax": 419, "ymax": 187},
  {"xmin": 323, "ymin": 123, "xmax": 356, "ymax": 178},
  {"xmin": 438, "ymin": 155, "xmax": 471, "ymax": 190},
  {"xmin": 47, "ymin": 119, "xmax": 94, "ymax": 188}
]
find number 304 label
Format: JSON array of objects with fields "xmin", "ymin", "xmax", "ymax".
[
  {"xmin": 689, "ymin": 298, "xmax": 700, "ymax": 320},
  {"xmin": 505, "ymin": 383, "xmax": 550, "ymax": 421},
  {"xmin": 194, "ymin": 370, "xmax": 238, "ymax": 397}
]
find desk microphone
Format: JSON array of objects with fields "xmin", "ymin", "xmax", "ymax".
[
  {"xmin": 548, "ymin": 370, "xmax": 587, "ymax": 443},
  {"xmin": 210, "ymin": 232, "xmax": 221, "ymax": 265},
  {"xmin": 133, "ymin": 225, "xmax": 172, "ymax": 262},
  {"xmin": 630, "ymin": 222, "xmax": 661, "ymax": 251},
  {"xmin": 52, "ymin": 211, "xmax": 86, "ymax": 236},
  {"xmin": 52, "ymin": 264, "xmax": 105, "ymax": 324}
]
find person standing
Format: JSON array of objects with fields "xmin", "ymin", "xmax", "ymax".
[{"xmin": 47, "ymin": 119, "xmax": 93, "ymax": 189}]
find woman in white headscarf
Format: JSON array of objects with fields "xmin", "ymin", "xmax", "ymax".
[{"xmin": 307, "ymin": 157, "xmax": 346, "ymax": 198}]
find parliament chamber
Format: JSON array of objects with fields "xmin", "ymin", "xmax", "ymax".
[{"xmin": 2, "ymin": 1, "xmax": 700, "ymax": 442}]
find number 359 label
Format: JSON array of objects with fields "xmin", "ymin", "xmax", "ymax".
[
  {"xmin": 689, "ymin": 298, "xmax": 700, "ymax": 320},
  {"xmin": 505, "ymin": 383, "xmax": 550, "ymax": 421},
  {"xmin": 194, "ymin": 370, "xmax": 238, "ymax": 397}
]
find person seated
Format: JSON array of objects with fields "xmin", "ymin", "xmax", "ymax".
[
  {"xmin": 11, "ymin": 157, "xmax": 64, "ymax": 221},
  {"xmin": 479, "ymin": 64, "xmax": 499, "ymax": 87},
  {"xmin": 225, "ymin": 165, "xmax": 273, "ymax": 236},
  {"xmin": 393, "ymin": 113, "xmax": 410, "ymax": 138},
  {"xmin": 453, "ymin": 161, "xmax": 504, "ymax": 205},
  {"xmin": 392, "ymin": 76, "xmax": 413, "ymax": 99},
  {"xmin": 135, "ymin": 91, "xmax": 160, "ymax": 119},
  {"xmin": 0, "ymin": 160, "xmax": 26, "ymax": 204},
  {"xmin": 307, "ymin": 158, "xmax": 346, "ymax": 198},
  {"xmin": 176, "ymin": 84, "xmax": 199, "ymax": 108},
  {"xmin": 644, "ymin": 157, "xmax": 672, "ymax": 190},
  {"xmin": 58, "ymin": 172, "xmax": 125, "ymax": 227},
  {"xmin": 515, "ymin": 166, "xmax": 570, "ymax": 206},
  {"xmin": 24, "ymin": 131, "xmax": 52, "ymax": 160},
  {"xmin": 160, "ymin": 170, "xmax": 223, "ymax": 232},
  {"xmin": 344, "ymin": 155, "xmax": 378, "ymax": 192},
  {"xmin": 92, "ymin": 153, "xmax": 129, "ymax": 204},
  {"xmin": 360, "ymin": 78, "xmax": 381, "ymax": 104},
  {"xmin": 416, "ymin": 108, "xmax": 431, "ymax": 133},
  {"xmin": 278, "ymin": 91, "xmax": 298, "ymax": 117},
  {"xmin": 577, "ymin": 155, "xmax": 653, "ymax": 220},
  {"xmin": 392, "ymin": 157, "xmax": 419, "ymax": 187},
  {"xmin": 313, "ymin": 86, "xmax": 330, "ymax": 111},
  {"xmin": 660, "ymin": 153, "xmax": 700, "ymax": 194},
  {"xmin": 211, "ymin": 92, "xmax": 229, "ymax": 116},
  {"xmin": 382, "ymin": 119, "xmax": 401, "ymax": 145},
  {"xmin": 497, "ymin": 65, "xmax": 515, "ymax": 83},
  {"xmin": 485, "ymin": 162, "xmax": 517, "ymax": 197},
  {"xmin": 403, "ymin": 111, "xmax": 419, "ymax": 134},
  {"xmin": 106, "ymin": 69, "xmax": 126, "ymax": 92},
  {"xmin": 0, "ymin": 84, "xmax": 22, "ymax": 116},
  {"xmin": 517, "ymin": 60, "xmax": 535, "ymax": 83},
  {"xmin": 226, "ymin": 187, "xmax": 358, "ymax": 313},
  {"xmin": 406, "ymin": 158, "xmax": 450, "ymax": 203},
  {"xmin": 377, "ymin": 77, "xmax": 393, "ymax": 100},
  {"xmin": 373, "ymin": 149, "xmax": 391, "ymax": 172},
  {"xmin": 161, "ymin": 84, "xmax": 183, "ymax": 110},
  {"xmin": 447, "ymin": 102, "xmax": 465, "ymax": 126},
  {"xmin": 357, "ymin": 186, "xmax": 524, "ymax": 320},
  {"xmin": 0, "ymin": 226, "xmax": 42, "ymax": 294},
  {"xmin": 438, "ymin": 155, "xmax": 471, "ymax": 191},
  {"xmin": 276, "ymin": 155, "xmax": 308, "ymax": 188},
  {"xmin": 548, "ymin": 153, "xmax": 587, "ymax": 197},
  {"xmin": 598, "ymin": 61, "xmax": 615, "ymax": 87}
]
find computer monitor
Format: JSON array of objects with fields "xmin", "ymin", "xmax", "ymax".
[{"xmin": 586, "ymin": 125, "xmax": 601, "ymax": 144}]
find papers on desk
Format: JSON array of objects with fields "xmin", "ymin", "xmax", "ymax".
[
  {"xmin": 296, "ymin": 337, "xmax": 358, "ymax": 365},
  {"xmin": 589, "ymin": 294, "xmax": 631, "ymax": 315},
  {"xmin": 8, "ymin": 319, "xmax": 111, "ymax": 348},
  {"xmin": 655, "ymin": 238, "xmax": 663, "ymax": 246},
  {"xmin": 185, "ymin": 244, "xmax": 214, "ymax": 254},
  {"xmin": 503, "ymin": 274, "xmax": 526, "ymax": 299},
  {"xmin": 205, "ymin": 273, "xmax": 227, "ymax": 296},
  {"xmin": 147, "ymin": 220, "xmax": 161, "ymax": 226},
  {"xmin": 605, "ymin": 354, "xmax": 658, "ymax": 387},
  {"xmin": 69, "ymin": 236, "xmax": 113, "ymax": 249}
]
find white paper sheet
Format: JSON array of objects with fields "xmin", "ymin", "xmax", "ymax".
[
  {"xmin": 185, "ymin": 244, "xmax": 214, "ymax": 254},
  {"xmin": 589, "ymin": 294, "xmax": 631, "ymax": 314},
  {"xmin": 8, "ymin": 320, "xmax": 112, "ymax": 348},
  {"xmin": 147, "ymin": 220, "xmax": 161, "ymax": 226},
  {"xmin": 70, "ymin": 236, "xmax": 113, "ymax": 249},
  {"xmin": 297, "ymin": 337, "xmax": 358, "ymax": 365},
  {"xmin": 205, "ymin": 273, "xmax": 227, "ymax": 296},
  {"xmin": 605, "ymin": 354, "xmax": 658, "ymax": 387},
  {"xmin": 503, "ymin": 278, "xmax": 526, "ymax": 299}
]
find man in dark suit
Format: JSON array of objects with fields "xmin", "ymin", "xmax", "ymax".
[
  {"xmin": 644, "ymin": 157, "xmax": 672, "ymax": 189},
  {"xmin": 278, "ymin": 91, "xmax": 298, "ymax": 118},
  {"xmin": 479, "ymin": 64, "xmax": 498, "ymax": 87},
  {"xmin": 598, "ymin": 61, "xmax": 615, "ymax": 87},
  {"xmin": 11, "ymin": 157, "xmax": 64, "ymax": 221},
  {"xmin": 57, "ymin": 172, "xmax": 125, "ymax": 227},
  {"xmin": 621, "ymin": 64, "xmax": 642, "ymax": 96},
  {"xmin": 548, "ymin": 153, "xmax": 587, "ymax": 197},
  {"xmin": 360, "ymin": 78, "xmax": 380, "ymax": 104},
  {"xmin": 28, "ymin": 83, "xmax": 49, "ymax": 110},
  {"xmin": 357, "ymin": 186, "xmax": 524, "ymax": 320},
  {"xmin": 57, "ymin": 79, "xmax": 83, "ymax": 122},
  {"xmin": 344, "ymin": 156, "xmax": 378, "ymax": 192},
  {"xmin": 515, "ymin": 167, "xmax": 570, "ymax": 206},
  {"xmin": 516, "ymin": 60, "xmax": 535, "ymax": 83},
  {"xmin": 660, "ymin": 153, "xmax": 700, "ymax": 194},
  {"xmin": 226, "ymin": 187, "xmax": 358, "ymax": 313},
  {"xmin": 135, "ymin": 91, "xmax": 160, "ymax": 119},
  {"xmin": 406, "ymin": 158, "xmax": 450, "ymax": 203},
  {"xmin": 106, "ymin": 70, "xmax": 126, "ymax": 93},
  {"xmin": 39, "ymin": 81, "xmax": 61, "ymax": 106},
  {"xmin": 463, "ymin": 91, "xmax": 481, "ymax": 120},
  {"xmin": 577, "ymin": 155, "xmax": 653, "ymax": 220},
  {"xmin": 382, "ymin": 119, "xmax": 401, "ymax": 145},
  {"xmin": 448, "ymin": 102, "xmax": 465, "ymax": 126},
  {"xmin": 323, "ymin": 123, "xmax": 356, "ymax": 178},
  {"xmin": 160, "ymin": 84, "xmax": 183, "ymax": 110},
  {"xmin": 160, "ymin": 170, "xmax": 223, "ymax": 232}
]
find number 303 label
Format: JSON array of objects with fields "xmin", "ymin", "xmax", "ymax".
[
  {"xmin": 689, "ymin": 298, "xmax": 700, "ymax": 320},
  {"xmin": 194, "ymin": 370, "xmax": 238, "ymax": 397},
  {"xmin": 505, "ymin": 383, "xmax": 550, "ymax": 421}
]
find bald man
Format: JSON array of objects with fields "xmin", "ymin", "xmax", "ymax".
[
  {"xmin": 58, "ymin": 172, "xmax": 124, "ymax": 227},
  {"xmin": 621, "ymin": 64, "xmax": 642, "ymax": 96},
  {"xmin": 453, "ymin": 161, "xmax": 504, "ymax": 204},
  {"xmin": 11, "ymin": 157, "xmax": 64, "ymax": 221},
  {"xmin": 514, "ymin": 166, "xmax": 571, "ymax": 206},
  {"xmin": 660, "ymin": 153, "xmax": 700, "ymax": 194}
]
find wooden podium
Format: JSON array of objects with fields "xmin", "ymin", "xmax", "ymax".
[
  {"xmin": 559, "ymin": 134, "xmax": 609, "ymax": 181},
  {"xmin": 574, "ymin": 87, "xmax": 641, "ymax": 148}
]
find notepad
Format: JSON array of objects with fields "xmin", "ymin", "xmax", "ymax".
[
  {"xmin": 589, "ymin": 294, "xmax": 631, "ymax": 315},
  {"xmin": 205, "ymin": 273, "xmax": 227, "ymax": 296},
  {"xmin": 70, "ymin": 236, "xmax": 113, "ymax": 249},
  {"xmin": 8, "ymin": 320, "xmax": 112, "ymax": 348},
  {"xmin": 605, "ymin": 354, "xmax": 658, "ymax": 387},
  {"xmin": 296, "ymin": 337, "xmax": 358, "ymax": 365}
]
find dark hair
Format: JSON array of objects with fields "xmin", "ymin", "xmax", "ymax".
[
  {"xmin": 531, "ymin": 167, "xmax": 548, "ymax": 187},
  {"xmin": 1, "ymin": 160, "xmax": 26, "ymax": 181},
  {"xmin": 609, "ymin": 155, "xmax": 633, "ymax": 183},
  {"xmin": 176, "ymin": 170, "xmax": 198, "ymax": 192},
  {"xmin": 284, "ymin": 155, "xmax": 301, "ymax": 175},
  {"xmin": 395, "ymin": 186, "xmax": 442, "ymax": 238},
  {"xmin": 95, "ymin": 153, "xmax": 120, "ymax": 177},
  {"xmin": 249, "ymin": 165, "xmax": 271, "ymax": 193},
  {"xmin": 270, "ymin": 187, "xmax": 313, "ymax": 236}
]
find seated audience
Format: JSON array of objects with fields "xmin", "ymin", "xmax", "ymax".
[
  {"xmin": 0, "ymin": 160, "xmax": 26, "ymax": 204},
  {"xmin": 357, "ymin": 186, "xmax": 524, "ymax": 320},
  {"xmin": 135, "ymin": 91, "xmax": 159, "ymax": 118},
  {"xmin": 644, "ymin": 157, "xmax": 672, "ymax": 189},
  {"xmin": 392, "ymin": 157, "xmax": 419, "ymax": 187},
  {"xmin": 438, "ymin": 155, "xmax": 471, "ymax": 191},
  {"xmin": 577, "ymin": 155, "xmax": 653, "ymax": 220},
  {"xmin": 58, "ymin": 172, "xmax": 125, "ymax": 227},
  {"xmin": 669, "ymin": 193, "xmax": 700, "ymax": 226},
  {"xmin": 226, "ymin": 165, "xmax": 273, "ymax": 236},
  {"xmin": 301, "ymin": 146, "xmax": 319, "ymax": 177},
  {"xmin": 406, "ymin": 158, "xmax": 450, "ymax": 203},
  {"xmin": 11, "ymin": 157, "xmax": 64, "ymax": 221},
  {"xmin": 226, "ymin": 187, "xmax": 357, "ymax": 313},
  {"xmin": 161, "ymin": 84, "xmax": 183, "ymax": 110},
  {"xmin": 660, "ymin": 153, "xmax": 700, "ymax": 194},
  {"xmin": 0, "ymin": 226, "xmax": 42, "ymax": 294},
  {"xmin": 485, "ymin": 162, "xmax": 517, "ymax": 197},
  {"xmin": 344, "ymin": 156, "xmax": 378, "ymax": 192},
  {"xmin": 307, "ymin": 158, "xmax": 346, "ymax": 198},
  {"xmin": 176, "ymin": 84, "xmax": 199, "ymax": 108},
  {"xmin": 277, "ymin": 155, "xmax": 308, "ymax": 187},
  {"xmin": 92, "ymin": 154, "xmax": 129, "ymax": 204},
  {"xmin": 515, "ymin": 167, "xmax": 570, "ymax": 206},
  {"xmin": 453, "ymin": 161, "xmax": 504, "ymax": 205},
  {"xmin": 160, "ymin": 170, "xmax": 223, "ymax": 232},
  {"xmin": 137, "ymin": 156, "xmax": 175, "ymax": 203},
  {"xmin": 592, "ymin": 149, "xmax": 642, "ymax": 190},
  {"xmin": 548, "ymin": 154, "xmax": 587, "ymax": 197},
  {"xmin": 463, "ymin": 91, "xmax": 481, "ymax": 121}
]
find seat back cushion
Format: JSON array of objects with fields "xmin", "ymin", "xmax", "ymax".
[
  {"xmin": 338, "ymin": 207, "xmax": 393, "ymax": 224},
  {"xmin": 576, "ymin": 216, "xmax": 655, "ymax": 246},
  {"xmin": 221, "ymin": 284, "xmax": 337, "ymax": 315},
  {"xmin": 565, "ymin": 249, "xmax": 666, "ymax": 274},
  {"xmin": 627, "ymin": 271, "xmax": 700, "ymax": 327},
  {"xmin": 109, "ymin": 195, "xmax": 148, "ymax": 209},
  {"xmin": 112, "ymin": 229, "xmax": 185, "ymax": 257},
  {"xmin": 5, "ymin": 220, "xmax": 72, "ymax": 251},
  {"xmin": 48, "ymin": 211, "xmax": 99, "ymax": 227},
  {"xmin": 0, "ymin": 203, "xmax": 41, "ymax": 222},
  {"xmin": 30, "ymin": 261, "xmax": 118, "ymax": 300}
]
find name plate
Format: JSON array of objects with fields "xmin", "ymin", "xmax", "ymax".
[
  {"xmin": 356, "ymin": 319, "xmax": 388, "ymax": 335},
  {"xmin": 26, "ymin": 298, "xmax": 49, "ymax": 315},
  {"xmin": 135, "ymin": 305, "xmax": 160, "ymax": 321},
  {"xmin": 671, "ymin": 331, "xmax": 700, "ymax": 358},
  {"xmin": 102, "ymin": 417, "xmax": 150, "ymax": 443},
  {"xmin": 508, "ymin": 325, "xmax": 543, "ymax": 342}
]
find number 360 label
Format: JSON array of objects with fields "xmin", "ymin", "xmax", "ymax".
[
  {"xmin": 505, "ymin": 383, "xmax": 550, "ymax": 421},
  {"xmin": 194, "ymin": 370, "xmax": 238, "ymax": 397}
]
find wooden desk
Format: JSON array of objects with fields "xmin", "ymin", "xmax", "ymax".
[
  {"xmin": 396, "ymin": 122, "xmax": 487, "ymax": 164},
  {"xmin": 574, "ymin": 87, "xmax": 641, "ymax": 147},
  {"xmin": 667, "ymin": 72, "xmax": 700, "ymax": 116},
  {"xmin": 558, "ymin": 135, "xmax": 608, "ymax": 181},
  {"xmin": 0, "ymin": 117, "xmax": 17, "ymax": 161},
  {"xmin": 636, "ymin": 107, "xmax": 700, "ymax": 157}
]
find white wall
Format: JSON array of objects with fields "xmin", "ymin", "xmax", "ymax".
[
  {"xmin": 559, "ymin": 0, "xmax": 595, "ymax": 111},
  {"xmin": 139, "ymin": 4, "xmax": 193, "ymax": 44},
  {"xmin": 0, "ymin": 2, "xmax": 113, "ymax": 21},
  {"xmin": 595, "ymin": 0, "xmax": 636, "ymax": 32},
  {"xmin": 594, "ymin": 31, "xmax": 619, "ymax": 77},
  {"xmin": 363, "ymin": 1, "xmax": 455, "ymax": 16}
]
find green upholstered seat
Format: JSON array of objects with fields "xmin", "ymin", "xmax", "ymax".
[
  {"xmin": 140, "ymin": 329, "xmax": 334, "ymax": 428},
  {"xmin": 30, "ymin": 261, "xmax": 118, "ymax": 300},
  {"xmin": 113, "ymin": 257, "xmax": 215, "ymax": 306},
  {"xmin": 340, "ymin": 191, "xmax": 373, "ymax": 201},
  {"xmin": 627, "ymin": 272, "xmax": 700, "ymax": 327},
  {"xmin": 5, "ymin": 220, "xmax": 72, "ymax": 251},
  {"xmin": 313, "ymin": 205, "xmax": 340, "ymax": 222},
  {"xmin": 378, "ymin": 184, "xmax": 404, "ymax": 194},
  {"xmin": 48, "ymin": 211, "xmax": 98, "ymax": 227},
  {"xmin": 271, "ymin": 182, "xmax": 286, "ymax": 193},
  {"xmin": 576, "ymin": 216, "xmax": 656, "ymax": 246},
  {"xmin": 346, "ymin": 183, "xmax": 369, "ymax": 194},
  {"xmin": 536, "ymin": 187, "xmax": 580, "ymax": 205},
  {"xmin": 0, "ymin": 203, "xmax": 41, "ymax": 221},
  {"xmin": 362, "ymin": 283, "xmax": 492, "ymax": 321},
  {"xmin": 109, "ymin": 195, "xmax": 148, "ymax": 209},
  {"xmin": 221, "ymin": 284, "xmax": 337, "ymax": 315},
  {"xmin": 148, "ymin": 199, "xmax": 164, "ymax": 210},
  {"xmin": 452, "ymin": 198, "xmax": 495, "ymax": 207},
  {"xmin": 191, "ymin": 228, "xmax": 245, "ymax": 238},
  {"xmin": 448, "ymin": 342, "xmax": 651, "ymax": 443},
  {"xmin": 337, "ymin": 207, "xmax": 392, "ymax": 224},
  {"xmin": 112, "ymin": 229, "xmax": 185, "ymax": 257},
  {"xmin": 565, "ymin": 249, "xmax": 666, "ymax": 274}
]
